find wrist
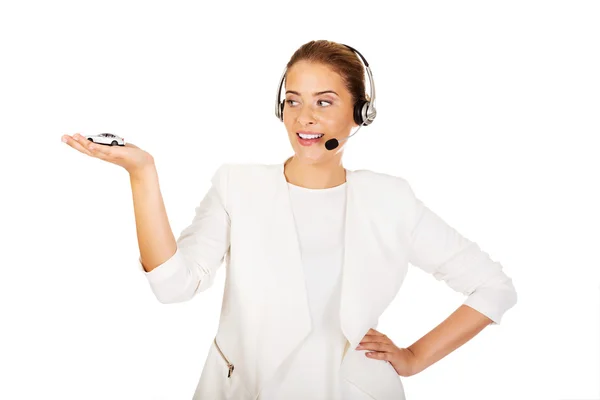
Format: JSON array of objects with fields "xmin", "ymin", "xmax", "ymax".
[
  {"xmin": 129, "ymin": 162, "xmax": 157, "ymax": 183},
  {"xmin": 404, "ymin": 347, "xmax": 423, "ymax": 377}
]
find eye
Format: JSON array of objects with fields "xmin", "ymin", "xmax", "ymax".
[
  {"xmin": 318, "ymin": 100, "xmax": 332, "ymax": 107},
  {"xmin": 286, "ymin": 99, "xmax": 298, "ymax": 106}
]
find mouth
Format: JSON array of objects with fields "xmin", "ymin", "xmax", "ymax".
[
  {"xmin": 297, "ymin": 132, "xmax": 324, "ymax": 139},
  {"xmin": 296, "ymin": 132, "xmax": 324, "ymax": 146}
]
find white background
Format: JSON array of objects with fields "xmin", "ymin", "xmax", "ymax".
[{"xmin": 1, "ymin": 1, "xmax": 598, "ymax": 399}]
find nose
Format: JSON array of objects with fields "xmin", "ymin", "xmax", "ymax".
[{"xmin": 297, "ymin": 104, "xmax": 317, "ymax": 125}]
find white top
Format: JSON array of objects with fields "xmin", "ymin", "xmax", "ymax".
[{"xmin": 258, "ymin": 181, "xmax": 372, "ymax": 400}]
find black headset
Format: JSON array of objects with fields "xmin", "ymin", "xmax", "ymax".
[{"xmin": 275, "ymin": 44, "xmax": 377, "ymax": 126}]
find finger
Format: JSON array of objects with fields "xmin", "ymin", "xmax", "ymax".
[
  {"xmin": 87, "ymin": 139, "xmax": 124, "ymax": 161},
  {"xmin": 361, "ymin": 333, "xmax": 394, "ymax": 347},
  {"xmin": 363, "ymin": 333, "xmax": 389, "ymax": 341},
  {"xmin": 357, "ymin": 342, "xmax": 393, "ymax": 352},
  {"xmin": 365, "ymin": 351, "xmax": 392, "ymax": 362},
  {"xmin": 367, "ymin": 328, "xmax": 385, "ymax": 336},
  {"xmin": 361, "ymin": 336, "xmax": 390, "ymax": 345},
  {"xmin": 361, "ymin": 332, "xmax": 387, "ymax": 338},
  {"xmin": 72, "ymin": 133, "xmax": 97, "ymax": 153},
  {"xmin": 62, "ymin": 134, "xmax": 93, "ymax": 157},
  {"xmin": 70, "ymin": 133, "xmax": 96, "ymax": 154}
]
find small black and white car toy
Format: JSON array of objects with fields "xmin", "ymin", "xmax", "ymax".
[{"xmin": 85, "ymin": 133, "xmax": 125, "ymax": 146}]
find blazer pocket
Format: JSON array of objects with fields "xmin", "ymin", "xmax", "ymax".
[
  {"xmin": 213, "ymin": 337, "xmax": 235, "ymax": 378},
  {"xmin": 194, "ymin": 337, "xmax": 250, "ymax": 400}
]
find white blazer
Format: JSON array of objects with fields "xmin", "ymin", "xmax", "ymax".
[{"xmin": 139, "ymin": 157, "xmax": 517, "ymax": 400}]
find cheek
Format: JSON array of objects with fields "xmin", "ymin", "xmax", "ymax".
[
  {"xmin": 319, "ymin": 114, "xmax": 352, "ymax": 132},
  {"xmin": 284, "ymin": 123, "xmax": 299, "ymax": 142},
  {"xmin": 283, "ymin": 107, "xmax": 354, "ymax": 133},
  {"xmin": 283, "ymin": 120, "xmax": 295, "ymax": 135}
]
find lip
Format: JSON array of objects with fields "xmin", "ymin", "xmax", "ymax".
[
  {"xmin": 296, "ymin": 131, "xmax": 323, "ymax": 135},
  {"xmin": 296, "ymin": 132, "xmax": 324, "ymax": 147}
]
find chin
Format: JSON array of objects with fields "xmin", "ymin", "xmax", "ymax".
[{"xmin": 292, "ymin": 149, "xmax": 331, "ymax": 165}]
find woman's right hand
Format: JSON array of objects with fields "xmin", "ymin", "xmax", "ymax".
[{"xmin": 61, "ymin": 133, "xmax": 155, "ymax": 176}]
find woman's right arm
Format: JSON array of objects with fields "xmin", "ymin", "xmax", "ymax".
[
  {"xmin": 136, "ymin": 163, "xmax": 231, "ymax": 304},
  {"xmin": 62, "ymin": 133, "xmax": 232, "ymax": 304},
  {"xmin": 129, "ymin": 164, "xmax": 177, "ymax": 273}
]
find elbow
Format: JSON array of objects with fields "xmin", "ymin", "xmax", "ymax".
[
  {"xmin": 155, "ymin": 296, "xmax": 189, "ymax": 305},
  {"xmin": 495, "ymin": 275, "xmax": 518, "ymax": 311},
  {"xmin": 142, "ymin": 248, "xmax": 207, "ymax": 304},
  {"xmin": 153, "ymin": 291, "xmax": 192, "ymax": 305},
  {"xmin": 505, "ymin": 278, "xmax": 518, "ymax": 310},
  {"xmin": 152, "ymin": 277, "xmax": 205, "ymax": 304},
  {"xmin": 494, "ymin": 281, "xmax": 518, "ymax": 324},
  {"xmin": 149, "ymin": 269, "xmax": 205, "ymax": 305},
  {"xmin": 464, "ymin": 277, "xmax": 518, "ymax": 324}
]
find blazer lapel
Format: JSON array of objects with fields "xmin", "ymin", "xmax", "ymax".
[
  {"xmin": 250, "ymin": 160, "xmax": 313, "ymax": 391},
  {"xmin": 340, "ymin": 166, "xmax": 408, "ymax": 398},
  {"xmin": 254, "ymin": 159, "xmax": 405, "ymax": 399},
  {"xmin": 270, "ymin": 157, "xmax": 376, "ymax": 349}
]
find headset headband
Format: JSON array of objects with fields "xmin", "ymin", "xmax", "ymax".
[{"xmin": 275, "ymin": 43, "xmax": 377, "ymax": 126}]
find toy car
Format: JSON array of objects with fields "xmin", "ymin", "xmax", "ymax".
[{"xmin": 85, "ymin": 133, "xmax": 125, "ymax": 146}]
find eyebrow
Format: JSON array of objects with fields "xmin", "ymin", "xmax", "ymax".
[{"xmin": 285, "ymin": 90, "xmax": 339, "ymax": 97}]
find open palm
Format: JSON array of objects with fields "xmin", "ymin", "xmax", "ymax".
[{"xmin": 61, "ymin": 132, "xmax": 154, "ymax": 174}]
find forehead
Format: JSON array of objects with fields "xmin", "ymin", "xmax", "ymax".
[{"xmin": 285, "ymin": 61, "xmax": 346, "ymax": 92}]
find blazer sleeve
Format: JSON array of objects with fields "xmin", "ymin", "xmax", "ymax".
[
  {"xmin": 405, "ymin": 182, "xmax": 517, "ymax": 324},
  {"xmin": 137, "ymin": 163, "xmax": 232, "ymax": 304}
]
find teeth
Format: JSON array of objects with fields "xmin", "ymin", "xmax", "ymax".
[{"xmin": 298, "ymin": 133, "xmax": 324, "ymax": 139}]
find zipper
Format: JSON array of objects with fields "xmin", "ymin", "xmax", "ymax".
[{"xmin": 214, "ymin": 337, "xmax": 235, "ymax": 378}]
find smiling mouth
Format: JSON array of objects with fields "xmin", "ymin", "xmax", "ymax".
[{"xmin": 297, "ymin": 132, "xmax": 324, "ymax": 139}]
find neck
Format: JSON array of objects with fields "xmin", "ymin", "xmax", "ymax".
[{"xmin": 283, "ymin": 155, "xmax": 346, "ymax": 189}]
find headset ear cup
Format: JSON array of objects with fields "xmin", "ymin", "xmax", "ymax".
[
  {"xmin": 353, "ymin": 100, "xmax": 368, "ymax": 125},
  {"xmin": 279, "ymin": 101, "xmax": 285, "ymax": 121}
]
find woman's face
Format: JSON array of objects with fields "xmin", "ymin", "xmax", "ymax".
[{"xmin": 283, "ymin": 60, "xmax": 357, "ymax": 165}]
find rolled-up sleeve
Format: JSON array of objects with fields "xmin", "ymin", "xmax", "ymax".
[
  {"xmin": 406, "ymin": 184, "xmax": 517, "ymax": 324},
  {"xmin": 138, "ymin": 163, "xmax": 232, "ymax": 304}
]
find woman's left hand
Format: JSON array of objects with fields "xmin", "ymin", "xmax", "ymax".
[{"xmin": 356, "ymin": 328, "xmax": 419, "ymax": 377}]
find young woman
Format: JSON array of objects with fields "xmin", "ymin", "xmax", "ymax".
[{"xmin": 61, "ymin": 40, "xmax": 517, "ymax": 400}]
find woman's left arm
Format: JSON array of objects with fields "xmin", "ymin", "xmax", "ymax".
[
  {"xmin": 404, "ymin": 182, "xmax": 518, "ymax": 373},
  {"xmin": 405, "ymin": 304, "xmax": 493, "ymax": 376},
  {"xmin": 359, "ymin": 305, "xmax": 492, "ymax": 376}
]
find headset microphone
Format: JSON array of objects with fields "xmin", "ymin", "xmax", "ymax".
[
  {"xmin": 324, "ymin": 123, "xmax": 365, "ymax": 150},
  {"xmin": 324, "ymin": 139, "xmax": 339, "ymax": 151}
]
